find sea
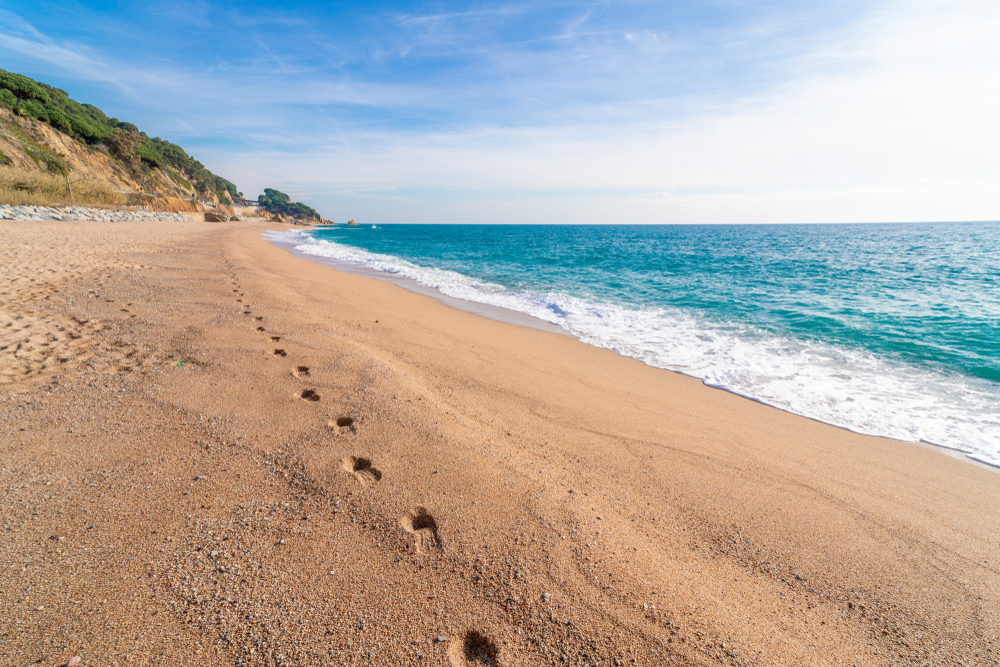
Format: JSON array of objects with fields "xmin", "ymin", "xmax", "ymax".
[{"xmin": 267, "ymin": 222, "xmax": 1000, "ymax": 468}]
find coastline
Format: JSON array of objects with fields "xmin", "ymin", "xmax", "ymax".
[
  {"xmin": 2, "ymin": 218, "xmax": 998, "ymax": 666},
  {"xmin": 269, "ymin": 233, "xmax": 570, "ymax": 337},
  {"xmin": 271, "ymin": 228, "xmax": 1000, "ymax": 474}
]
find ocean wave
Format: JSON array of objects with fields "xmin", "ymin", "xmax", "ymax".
[{"xmin": 266, "ymin": 229, "xmax": 1000, "ymax": 467}]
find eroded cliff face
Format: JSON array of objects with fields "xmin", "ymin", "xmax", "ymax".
[{"xmin": 0, "ymin": 108, "xmax": 211, "ymax": 205}]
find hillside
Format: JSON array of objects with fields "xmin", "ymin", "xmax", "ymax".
[{"xmin": 0, "ymin": 69, "xmax": 241, "ymax": 206}]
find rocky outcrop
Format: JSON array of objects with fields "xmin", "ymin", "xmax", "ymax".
[
  {"xmin": 0, "ymin": 204, "xmax": 192, "ymax": 221},
  {"xmin": 203, "ymin": 211, "xmax": 229, "ymax": 222}
]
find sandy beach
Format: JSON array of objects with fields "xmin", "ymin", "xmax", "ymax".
[{"xmin": 1, "ymin": 218, "xmax": 998, "ymax": 667}]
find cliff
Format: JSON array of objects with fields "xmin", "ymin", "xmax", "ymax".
[{"xmin": 0, "ymin": 68, "xmax": 241, "ymax": 209}]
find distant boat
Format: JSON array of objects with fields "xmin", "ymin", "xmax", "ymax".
[{"xmin": 372, "ymin": 225, "xmax": 377, "ymax": 229}]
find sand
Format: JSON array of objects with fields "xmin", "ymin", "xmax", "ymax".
[{"xmin": 1, "ymin": 218, "xmax": 998, "ymax": 667}]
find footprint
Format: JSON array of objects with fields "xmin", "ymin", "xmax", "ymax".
[
  {"xmin": 329, "ymin": 415, "xmax": 356, "ymax": 433},
  {"xmin": 257, "ymin": 326, "xmax": 266, "ymax": 332},
  {"xmin": 401, "ymin": 507, "xmax": 441, "ymax": 553},
  {"xmin": 255, "ymin": 316, "xmax": 264, "ymax": 321},
  {"xmin": 292, "ymin": 365, "xmax": 310, "ymax": 377},
  {"xmin": 270, "ymin": 336, "xmax": 281, "ymax": 342},
  {"xmin": 272, "ymin": 349, "xmax": 287, "ymax": 357},
  {"xmin": 299, "ymin": 388, "xmax": 319, "ymax": 401},
  {"xmin": 342, "ymin": 456, "xmax": 382, "ymax": 485},
  {"xmin": 449, "ymin": 631, "xmax": 499, "ymax": 667}
]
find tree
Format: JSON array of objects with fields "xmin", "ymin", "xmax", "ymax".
[
  {"xmin": 258, "ymin": 188, "xmax": 320, "ymax": 220},
  {"xmin": 0, "ymin": 70, "xmax": 50, "ymax": 107}
]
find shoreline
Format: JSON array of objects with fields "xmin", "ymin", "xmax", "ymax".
[
  {"xmin": 268, "ymin": 234, "xmax": 570, "ymax": 337},
  {"xmin": 2, "ymin": 218, "xmax": 998, "ymax": 666},
  {"xmin": 270, "ymin": 228, "xmax": 1000, "ymax": 474}
]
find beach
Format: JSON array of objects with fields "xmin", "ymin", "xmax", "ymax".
[{"xmin": 1, "ymin": 218, "xmax": 998, "ymax": 666}]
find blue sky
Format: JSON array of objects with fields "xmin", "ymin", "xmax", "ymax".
[{"xmin": 1, "ymin": 0, "xmax": 998, "ymax": 223}]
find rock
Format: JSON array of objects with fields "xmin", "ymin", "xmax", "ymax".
[
  {"xmin": 204, "ymin": 211, "xmax": 228, "ymax": 222},
  {"xmin": 210, "ymin": 550, "xmax": 219, "ymax": 557},
  {"xmin": 435, "ymin": 635, "xmax": 447, "ymax": 643},
  {"xmin": 347, "ymin": 219, "xmax": 358, "ymax": 226},
  {"xmin": 64, "ymin": 658, "xmax": 82, "ymax": 667},
  {"xmin": 543, "ymin": 593, "xmax": 551, "ymax": 600}
]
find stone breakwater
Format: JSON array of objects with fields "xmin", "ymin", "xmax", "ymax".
[{"xmin": 0, "ymin": 205, "xmax": 193, "ymax": 222}]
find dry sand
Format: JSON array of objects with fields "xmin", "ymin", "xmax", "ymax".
[{"xmin": 1, "ymin": 219, "xmax": 998, "ymax": 667}]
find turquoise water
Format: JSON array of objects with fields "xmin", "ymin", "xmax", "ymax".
[{"xmin": 269, "ymin": 222, "xmax": 1000, "ymax": 465}]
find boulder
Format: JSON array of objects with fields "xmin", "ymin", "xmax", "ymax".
[{"xmin": 204, "ymin": 211, "xmax": 228, "ymax": 222}]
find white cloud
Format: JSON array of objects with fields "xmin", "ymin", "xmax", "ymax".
[
  {"xmin": 3, "ymin": 0, "xmax": 997, "ymax": 224},
  {"xmin": 205, "ymin": 0, "xmax": 1000, "ymax": 223}
]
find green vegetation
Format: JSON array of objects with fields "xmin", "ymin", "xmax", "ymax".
[
  {"xmin": 0, "ymin": 68, "xmax": 239, "ymax": 202},
  {"xmin": 0, "ymin": 71, "xmax": 50, "ymax": 107},
  {"xmin": 258, "ymin": 188, "xmax": 320, "ymax": 220}
]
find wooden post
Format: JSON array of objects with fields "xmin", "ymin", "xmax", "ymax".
[{"xmin": 65, "ymin": 174, "xmax": 75, "ymax": 204}]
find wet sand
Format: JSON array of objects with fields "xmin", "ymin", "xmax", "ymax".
[{"xmin": 1, "ymin": 218, "xmax": 998, "ymax": 667}]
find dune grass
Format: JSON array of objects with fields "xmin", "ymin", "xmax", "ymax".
[{"xmin": 0, "ymin": 165, "xmax": 127, "ymax": 207}]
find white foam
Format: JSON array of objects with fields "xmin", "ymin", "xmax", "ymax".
[{"xmin": 267, "ymin": 229, "xmax": 1000, "ymax": 463}]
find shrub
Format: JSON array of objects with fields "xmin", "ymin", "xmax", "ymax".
[
  {"xmin": 47, "ymin": 108, "xmax": 73, "ymax": 134},
  {"xmin": 106, "ymin": 128, "xmax": 142, "ymax": 174},
  {"xmin": 136, "ymin": 141, "xmax": 164, "ymax": 168}
]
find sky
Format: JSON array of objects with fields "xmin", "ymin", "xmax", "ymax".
[{"xmin": 1, "ymin": 0, "xmax": 998, "ymax": 224}]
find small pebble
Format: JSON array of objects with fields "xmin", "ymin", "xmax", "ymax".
[
  {"xmin": 210, "ymin": 550, "xmax": 219, "ymax": 557},
  {"xmin": 65, "ymin": 658, "xmax": 82, "ymax": 667},
  {"xmin": 436, "ymin": 635, "xmax": 447, "ymax": 643},
  {"xmin": 543, "ymin": 593, "xmax": 551, "ymax": 600}
]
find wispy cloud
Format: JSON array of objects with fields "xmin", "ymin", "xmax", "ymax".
[{"xmin": 0, "ymin": 9, "xmax": 128, "ymax": 90}]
